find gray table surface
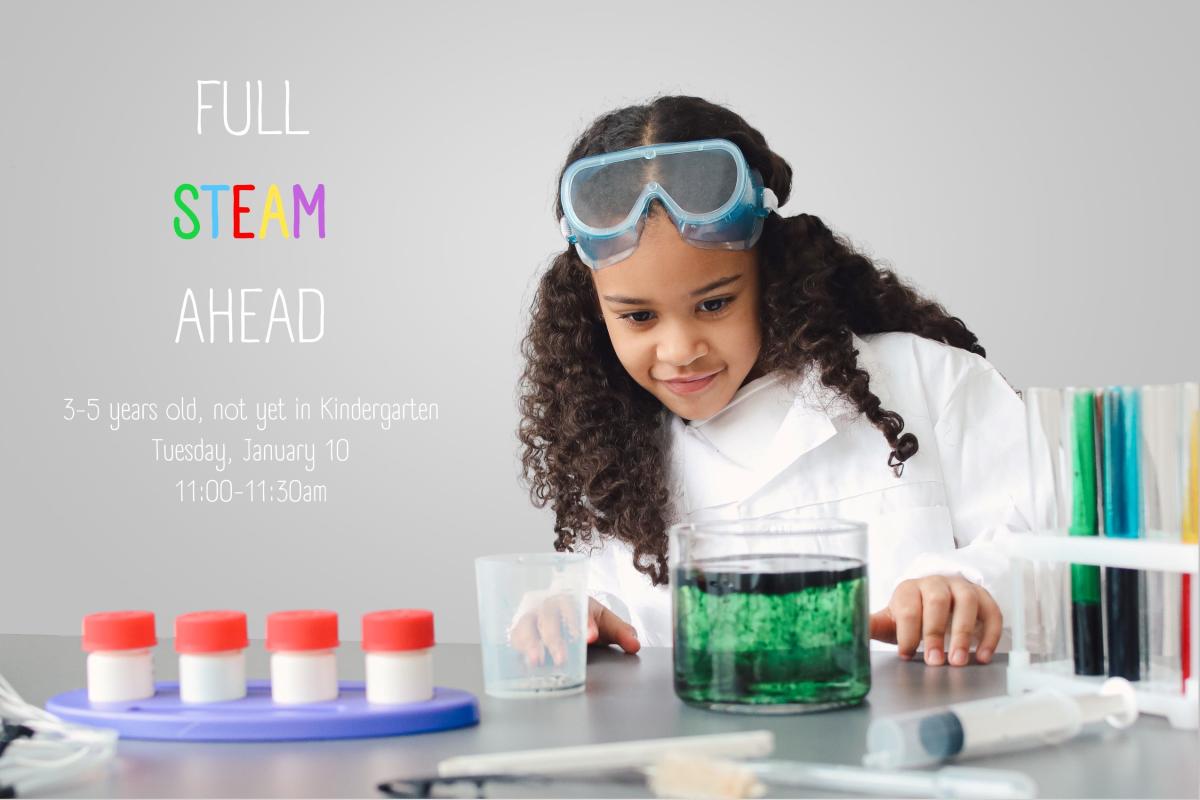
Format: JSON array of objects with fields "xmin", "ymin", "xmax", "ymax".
[{"xmin": 0, "ymin": 635, "xmax": 1196, "ymax": 799}]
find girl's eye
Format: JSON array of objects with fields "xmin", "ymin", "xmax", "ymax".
[
  {"xmin": 617, "ymin": 310, "xmax": 655, "ymax": 325},
  {"xmin": 616, "ymin": 297, "xmax": 733, "ymax": 327},
  {"xmin": 699, "ymin": 296, "xmax": 733, "ymax": 313}
]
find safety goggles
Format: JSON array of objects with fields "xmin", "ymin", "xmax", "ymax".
[{"xmin": 558, "ymin": 138, "xmax": 779, "ymax": 270}]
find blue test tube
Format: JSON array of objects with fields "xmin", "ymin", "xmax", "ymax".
[{"xmin": 1103, "ymin": 387, "xmax": 1141, "ymax": 681}]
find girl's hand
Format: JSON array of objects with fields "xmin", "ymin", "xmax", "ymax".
[
  {"xmin": 586, "ymin": 597, "xmax": 641, "ymax": 654},
  {"xmin": 868, "ymin": 575, "xmax": 1002, "ymax": 666},
  {"xmin": 508, "ymin": 595, "xmax": 639, "ymax": 667}
]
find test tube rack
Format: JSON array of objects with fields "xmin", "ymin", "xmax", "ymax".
[
  {"xmin": 46, "ymin": 680, "xmax": 480, "ymax": 741},
  {"xmin": 1004, "ymin": 531, "xmax": 1199, "ymax": 729}
]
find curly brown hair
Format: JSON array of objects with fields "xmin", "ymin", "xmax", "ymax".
[{"xmin": 518, "ymin": 95, "xmax": 986, "ymax": 587}]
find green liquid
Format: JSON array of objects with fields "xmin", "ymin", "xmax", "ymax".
[{"xmin": 673, "ymin": 554, "xmax": 870, "ymax": 712}]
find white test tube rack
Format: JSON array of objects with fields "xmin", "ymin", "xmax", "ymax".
[{"xmin": 1004, "ymin": 531, "xmax": 1199, "ymax": 729}]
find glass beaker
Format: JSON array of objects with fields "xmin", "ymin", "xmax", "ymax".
[
  {"xmin": 669, "ymin": 517, "xmax": 870, "ymax": 713},
  {"xmin": 474, "ymin": 552, "xmax": 588, "ymax": 698}
]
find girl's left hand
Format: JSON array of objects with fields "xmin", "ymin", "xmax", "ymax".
[{"xmin": 868, "ymin": 575, "xmax": 1002, "ymax": 666}]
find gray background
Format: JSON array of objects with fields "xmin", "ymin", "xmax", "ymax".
[{"xmin": 1, "ymin": 1, "xmax": 1196, "ymax": 642}]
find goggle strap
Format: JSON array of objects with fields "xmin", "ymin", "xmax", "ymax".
[
  {"xmin": 761, "ymin": 187, "xmax": 779, "ymax": 215},
  {"xmin": 559, "ymin": 216, "xmax": 576, "ymax": 243}
]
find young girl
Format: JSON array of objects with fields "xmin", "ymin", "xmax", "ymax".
[{"xmin": 518, "ymin": 95, "xmax": 1030, "ymax": 667}]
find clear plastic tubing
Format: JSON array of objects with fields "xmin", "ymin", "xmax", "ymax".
[
  {"xmin": 175, "ymin": 610, "xmax": 249, "ymax": 703},
  {"xmin": 864, "ymin": 679, "xmax": 1138, "ymax": 769},
  {"xmin": 266, "ymin": 610, "xmax": 339, "ymax": 704},
  {"xmin": 362, "ymin": 609, "xmax": 435, "ymax": 704},
  {"xmin": 82, "ymin": 611, "xmax": 157, "ymax": 703}
]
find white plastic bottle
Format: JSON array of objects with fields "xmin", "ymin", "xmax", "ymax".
[
  {"xmin": 266, "ymin": 610, "xmax": 339, "ymax": 704},
  {"xmin": 175, "ymin": 610, "xmax": 249, "ymax": 703},
  {"xmin": 82, "ymin": 611, "xmax": 157, "ymax": 703},
  {"xmin": 362, "ymin": 609, "xmax": 435, "ymax": 704}
]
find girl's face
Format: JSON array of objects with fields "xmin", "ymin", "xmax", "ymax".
[{"xmin": 592, "ymin": 212, "xmax": 762, "ymax": 421}]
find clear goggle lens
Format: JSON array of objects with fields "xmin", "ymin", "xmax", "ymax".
[
  {"xmin": 568, "ymin": 147, "xmax": 740, "ymax": 229},
  {"xmin": 559, "ymin": 139, "xmax": 777, "ymax": 269}
]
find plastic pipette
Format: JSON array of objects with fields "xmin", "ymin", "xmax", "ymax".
[
  {"xmin": 863, "ymin": 679, "xmax": 1137, "ymax": 769},
  {"xmin": 708, "ymin": 760, "xmax": 1035, "ymax": 799}
]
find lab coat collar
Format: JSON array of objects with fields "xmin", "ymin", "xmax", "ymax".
[
  {"xmin": 675, "ymin": 333, "xmax": 894, "ymax": 512},
  {"xmin": 687, "ymin": 371, "xmax": 794, "ymax": 470}
]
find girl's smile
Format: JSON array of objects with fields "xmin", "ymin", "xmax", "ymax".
[{"xmin": 660, "ymin": 367, "xmax": 723, "ymax": 396}]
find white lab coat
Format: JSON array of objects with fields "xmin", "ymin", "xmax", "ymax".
[{"xmin": 584, "ymin": 331, "xmax": 1032, "ymax": 647}]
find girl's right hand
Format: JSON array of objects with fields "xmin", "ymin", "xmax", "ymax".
[
  {"xmin": 586, "ymin": 597, "xmax": 641, "ymax": 654},
  {"xmin": 508, "ymin": 595, "xmax": 640, "ymax": 667}
]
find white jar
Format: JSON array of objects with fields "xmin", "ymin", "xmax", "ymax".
[
  {"xmin": 82, "ymin": 611, "xmax": 157, "ymax": 703},
  {"xmin": 266, "ymin": 610, "xmax": 340, "ymax": 704},
  {"xmin": 180, "ymin": 651, "xmax": 247, "ymax": 702},
  {"xmin": 87, "ymin": 648, "xmax": 155, "ymax": 703},
  {"xmin": 362, "ymin": 609, "xmax": 435, "ymax": 704},
  {"xmin": 175, "ymin": 611, "xmax": 249, "ymax": 703}
]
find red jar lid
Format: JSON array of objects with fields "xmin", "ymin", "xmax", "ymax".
[
  {"xmin": 82, "ymin": 611, "xmax": 157, "ymax": 652},
  {"xmin": 265, "ymin": 610, "xmax": 339, "ymax": 652},
  {"xmin": 362, "ymin": 609, "xmax": 435, "ymax": 652},
  {"xmin": 175, "ymin": 611, "xmax": 249, "ymax": 654}
]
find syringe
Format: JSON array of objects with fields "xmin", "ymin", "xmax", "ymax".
[{"xmin": 863, "ymin": 678, "xmax": 1138, "ymax": 769}]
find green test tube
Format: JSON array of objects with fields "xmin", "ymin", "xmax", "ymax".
[{"xmin": 1069, "ymin": 388, "xmax": 1104, "ymax": 675}]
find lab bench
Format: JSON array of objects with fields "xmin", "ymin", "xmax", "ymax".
[{"xmin": 0, "ymin": 635, "xmax": 1195, "ymax": 798}]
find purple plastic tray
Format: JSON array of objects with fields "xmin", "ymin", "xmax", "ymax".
[{"xmin": 45, "ymin": 680, "xmax": 479, "ymax": 742}]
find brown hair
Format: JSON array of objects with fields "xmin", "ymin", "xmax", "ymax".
[{"xmin": 518, "ymin": 95, "xmax": 985, "ymax": 586}]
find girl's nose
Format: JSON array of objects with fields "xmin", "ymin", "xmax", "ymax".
[{"xmin": 656, "ymin": 321, "xmax": 708, "ymax": 367}]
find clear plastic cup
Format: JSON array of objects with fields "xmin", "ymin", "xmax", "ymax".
[
  {"xmin": 474, "ymin": 552, "xmax": 588, "ymax": 698},
  {"xmin": 669, "ymin": 516, "xmax": 871, "ymax": 713}
]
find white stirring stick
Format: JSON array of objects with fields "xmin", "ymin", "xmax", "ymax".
[{"xmin": 437, "ymin": 730, "xmax": 774, "ymax": 777}]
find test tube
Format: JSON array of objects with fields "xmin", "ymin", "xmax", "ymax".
[
  {"xmin": 1022, "ymin": 387, "xmax": 1072, "ymax": 664},
  {"xmin": 1066, "ymin": 388, "xmax": 1104, "ymax": 674},
  {"xmin": 1102, "ymin": 387, "xmax": 1141, "ymax": 681},
  {"xmin": 1139, "ymin": 385, "xmax": 1184, "ymax": 686},
  {"xmin": 1181, "ymin": 383, "xmax": 1199, "ymax": 686},
  {"xmin": 863, "ymin": 680, "xmax": 1137, "ymax": 769}
]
